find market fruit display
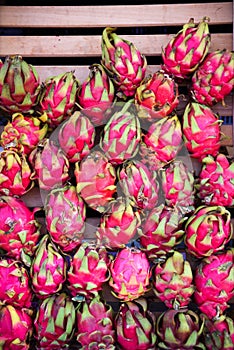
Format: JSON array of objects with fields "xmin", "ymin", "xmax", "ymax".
[{"xmin": 0, "ymin": 21, "xmax": 233, "ymax": 350}]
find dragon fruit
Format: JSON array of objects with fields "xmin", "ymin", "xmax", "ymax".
[
  {"xmin": 30, "ymin": 234, "xmax": 66, "ymax": 299},
  {"xmin": 0, "ymin": 148, "xmax": 34, "ymax": 196},
  {"xmin": 139, "ymin": 114, "xmax": 183, "ymax": 170},
  {"xmin": 39, "ymin": 71, "xmax": 79, "ymax": 128},
  {"xmin": 0, "ymin": 257, "xmax": 32, "ymax": 309},
  {"xmin": 117, "ymin": 159, "xmax": 159, "ymax": 210},
  {"xmin": 201, "ymin": 313, "xmax": 234, "ymax": 350},
  {"xmin": 115, "ymin": 298, "xmax": 157, "ymax": 349},
  {"xmin": 161, "ymin": 17, "xmax": 210, "ymax": 79},
  {"xmin": 184, "ymin": 205, "xmax": 233, "ymax": 258},
  {"xmin": 140, "ymin": 204, "xmax": 186, "ymax": 260},
  {"xmin": 109, "ymin": 246, "xmax": 151, "ymax": 301},
  {"xmin": 101, "ymin": 27, "xmax": 147, "ymax": 98},
  {"xmin": 67, "ymin": 242, "xmax": 109, "ymax": 299},
  {"xmin": 58, "ymin": 110, "xmax": 95, "ymax": 163},
  {"xmin": 182, "ymin": 102, "xmax": 222, "ymax": 160},
  {"xmin": 76, "ymin": 294, "xmax": 116, "ymax": 349},
  {"xmin": 77, "ymin": 63, "xmax": 115, "ymax": 125},
  {"xmin": 196, "ymin": 153, "xmax": 234, "ymax": 207},
  {"xmin": 75, "ymin": 150, "xmax": 116, "ymax": 213},
  {"xmin": 0, "ymin": 304, "xmax": 33, "ymax": 350},
  {"xmin": 135, "ymin": 70, "xmax": 179, "ymax": 120},
  {"xmin": 0, "ymin": 55, "xmax": 41, "ymax": 114},
  {"xmin": 29, "ymin": 138, "xmax": 70, "ymax": 191},
  {"xmin": 194, "ymin": 248, "xmax": 234, "ymax": 319},
  {"xmin": 0, "ymin": 196, "xmax": 41, "ymax": 264},
  {"xmin": 153, "ymin": 251, "xmax": 195, "ymax": 309},
  {"xmin": 191, "ymin": 49, "xmax": 234, "ymax": 107},
  {"xmin": 160, "ymin": 160, "xmax": 195, "ymax": 213},
  {"xmin": 0, "ymin": 112, "xmax": 48, "ymax": 155},
  {"xmin": 34, "ymin": 293, "xmax": 76, "ymax": 349},
  {"xmin": 156, "ymin": 308, "xmax": 205, "ymax": 349},
  {"xmin": 96, "ymin": 197, "xmax": 141, "ymax": 249},
  {"xmin": 45, "ymin": 184, "xmax": 86, "ymax": 253},
  {"xmin": 100, "ymin": 101, "xmax": 141, "ymax": 165}
]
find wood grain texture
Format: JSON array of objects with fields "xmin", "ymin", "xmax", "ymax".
[{"xmin": 0, "ymin": 3, "xmax": 232, "ymax": 27}]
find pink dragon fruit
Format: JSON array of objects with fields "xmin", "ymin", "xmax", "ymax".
[
  {"xmin": 0, "ymin": 112, "xmax": 48, "ymax": 155},
  {"xmin": 0, "ymin": 55, "xmax": 41, "ymax": 114},
  {"xmin": 117, "ymin": 159, "xmax": 159, "ymax": 210},
  {"xmin": 115, "ymin": 298, "xmax": 157, "ymax": 349},
  {"xmin": 196, "ymin": 153, "xmax": 234, "ymax": 207},
  {"xmin": 101, "ymin": 27, "xmax": 147, "ymax": 98},
  {"xmin": 109, "ymin": 246, "xmax": 151, "ymax": 301},
  {"xmin": 0, "ymin": 196, "xmax": 41, "ymax": 264},
  {"xmin": 75, "ymin": 150, "xmax": 116, "ymax": 213},
  {"xmin": 39, "ymin": 70, "xmax": 79, "ymax": 128},
  {"xmin": 161, "ymin": 17, "xmax": 210, "ymax": 79},
  {"xmin": 0, "ymin": 257, "xmax": 32, "ymax": 309},
  {"xmin": 139, "ymin": 114, "xmax": 183, "ymax": 170},
  {"xmin": 182, "ymin": 102, "xmax": 222, "ymax": 160},
  {"xmin": 96, "ymin": 197, "xmax": 141, "ymax": 249},
  {"xmin": 191, "ymin": 49, "xmax": 234, "ymax": 107},
  {"xmin": 0, "ymin": 148, "xmax": 34, "ymax": 196},
  {"xmin": 58, "ymin": 110, "xmax": 95, "ymax": 163},
  {"xmin": 34, "ymin": 293, "xmax": 76, "ymax": 349},
  {"xmin": 0, "ymin": 304, "xmax": 33, "ymax": 349},
  {"xmin": 45, "ymin": 184, "xmax": 86, "ymax": 252},
  {"xmin": 77, "ymin": 63, "xmax": 115, "ymax": 125},
  {"xmin": 67, "ymin": 242, "xmax": 110, "ymax": 299},
  {"xmin": 135, "ymin": 70, "xmax": 179, "ymax": 121},
  {"xmin": 30, "ymin": 234, "xmax": 67, "ymax": 299},
  {"xmin": 184, "ymin": 205, "xmax": 233, "ymax": 258},
  {"xmin": 194, "ymin": 248, "xmax": 234, "ymax": 319}
]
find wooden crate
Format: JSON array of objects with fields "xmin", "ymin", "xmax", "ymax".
[{"xmin": 0, "ymin": 1, "xmax": 234, "ymax": 340}]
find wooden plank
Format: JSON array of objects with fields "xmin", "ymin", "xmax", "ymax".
[
  {"xmin": 0, "ymin": 33, "xmax": 232, "ymax": 58},
  {"xmin": 0, "ymin": 3, "xmax": 232, "ymax": 27}
]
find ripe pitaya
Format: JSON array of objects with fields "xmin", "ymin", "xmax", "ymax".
[
  {"xmin": 109, "ymin": 246, "xmax": 151, "ymax": 301},
  {"xmin": 194, "ymin": 248, "xmax": 234, "ymax": 319},
  {"xmin": 0, "ymin": 257, "xmax": 32, "ymax": 309},
  {"xmin": 45, "ymin": 184, "xmax": 86, "ymax": 253},
  {"xmin": 135, "ymin": 70, "xmax": 179, "ymax": 121},
  {"xmin": 29, "ymin": 138, "xmax": 70, "ymax": 191},
  {"xmin": 117, "ymin": 159, "xmax": 159, "ymax": 211},
  {"xmin": 191, "ymin": 49, "xmax": 234, "ymax": 107},
  {"xmin": 0, "ymin": 55, "xmax": 41, "ymax": 114},
  {"xmin": 0, "ymin": 148, "xmax": 34, "ymax": 196},
  {"xmin": 156, "ymin": 308, "xmax": 205, "ymax": 349},
  {"xmin": 75, "ymin": 150, "xmax": 116, "ymax": 213},
  {"xmin": 0, "ymin": 304, "xmax": 33, "ymax": 350},
  {"xmin": 139, "ymin": 114, "xmax": 183, "ymax": 170},
  {"xmin": 58, "ymin": 110, "xmax": 95, "ymax": 163},
  {"xmin": 184, "ymin": 205, "xmax": 233, "ymax": 258},
  {"xmin": 196, "ymin": 153, "xmax": 234, "ymax": 207},
  {"xmin": 115, "ymin": 298, "xmax": 157, "ymax": 349},
  {"xmin": 140, "ymin": 204, "xmax": 186, "ymax": 260},
  {"xmin": 101, "ymin": 27, "xmax": 147, "ymax": 98},
  {"xmin": 30, "ymin": 234, "xmax": 67, "ymax": 299},
  {"xmin": 182, "ymin": 102, "xmax": 222, "ymax": 160},
  {"xmin": 100, "ymin": 101, "xmax": 141, "ymax": 165},
  {"xmin": 67, "ymin": 242, "xmax": 109, "ymax": 299},
  {"xmin": 0, "ymin": 196, "xmax": 41, "ymax": 264},
  {"xmin": 153, "ymin": 251, "xmax": 195, "ymax": 309},
  {"xmin": 161, "ymin": 17, "xmax": 210, "ymax": 79},
  {"xmin": 0, "ymin": 112, "xmax": 48, "ymax": 155},
  {"xmin": 76, "ymin": 294, "xmax": 116, "ymax": 349},
  {"xmin": 96, "ymin": 197, "xmax": 141, "ymax": 249},
  {"xmin": 77, "ymin": 63, "xmax": 115, "ymax": 125},
  {"xmin": 34, "ymin": 293, "xmax": 76, "ymax": 349}
]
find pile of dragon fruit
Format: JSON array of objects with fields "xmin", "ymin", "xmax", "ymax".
[{"xmin": 0, "ymin": 17, "xmax": 233, "ymax": 350}]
